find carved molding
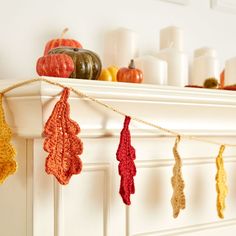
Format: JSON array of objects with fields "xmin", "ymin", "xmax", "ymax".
[
  {"xmin": 160, "ymin": 0, "xmax": 189, "ymax": 5},
  {"xmin": 211, "ymin": 0, "xmax": 236, "ymax": 14},
  {"xmin": 133, "ymin": 218, "xmax": 236, "ymax": 236},
  {"xmin": 1, "ymin": 77, "xmax": 236, "ymax": 138}
]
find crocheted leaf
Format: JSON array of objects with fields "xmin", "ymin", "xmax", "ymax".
[
  {"xmin": 0, "ymin": 94, "xmax": 17, "ymax": 184},
  {"xmin": 216, "ymin": 145, "xmax": 228, "ymax": 219},
  {"xmin": 44, "ymin": 88, "xmax": 83, "ymax": 185},
  {"xmin": 116, "ymin": 116, "xmax": 136, "ymax": 205},
  {"xmin": 171, "ymin": 136, "xmax": 186, "ymax": 218}
]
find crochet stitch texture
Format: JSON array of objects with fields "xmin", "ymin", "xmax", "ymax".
[
  {"xmin": 215, "ymin": 145, "xmax": 228, "ymax": 219},
  {"xmin": 0, "ymin": 94, "xmax": 17, "ymax": 184},
  {"xmin": 171, "ymin": 136, "xmax": 186, "ymax": 218},
  {"xmin": 116, "ymin": 116, "xmax": 136, "ymax": 205},
  {"xmin": 44, "ymin": 88, "xmax": 83, "ymax": 185}
]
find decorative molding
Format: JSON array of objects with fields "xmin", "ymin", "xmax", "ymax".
[
  {"xmin": 83, "ymin": 163, "xmax": 110, "ymax": 236},
  {"xmin": 79, "ymin": 128, "xmax": 236, "ymax": 138},
  {"xmin": 26, "ymin": 139, "xmax": 33, "ymax": 236},
  {"xmin": 55, "ymin": 163, "xmax": 110, "ymax": 236},
  {"xmin": 160, "ymin": 0, "xmax": 189, "ymax": 5},
  {"xmin": 211, "ymin": 0, "xmax": 236, "ymax": 14},
  {"xmin": 31, "ymin": 139, "xmax": 54, "ymax": 236},
  {"xmin": 2, "ymin": 77, "xmax": 236, "ymax": 138},
  {"xmin": 135, "ymin": 155, "xmax": 236, "ymax": 168},
  {"xmin": 133, "ymin": 218, "xmax": 236, "ymax": 236},
  {"xmin": 126, "ymin": 206, "xmax": 131, "ymax": 236}
]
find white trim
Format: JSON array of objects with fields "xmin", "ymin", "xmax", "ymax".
[
  {"xmin": 26, "ymin": 139, "xmax": 33, "ymax": 236},
  {"xmin": 2, "ymin": 77, "xmax": 236, "ymax": 138},
  {"xmin": 133, "ymin": 218, "xmax": 236, "ymax": 236},
  {"xmin": 54, "ymin": 181, "xmax": 64, "ymax": 236},
  {"xmin": 211, "ymin": 0, "xmax": 236, "ymax": 14},
  {"xmin": 160, "ymin": 0, "xmax": 189, "ymax": 5}
]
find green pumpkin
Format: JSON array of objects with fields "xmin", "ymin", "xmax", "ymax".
[{"xmin": 48, "ymin": 47, "xmax": 102, "ymax": 80}]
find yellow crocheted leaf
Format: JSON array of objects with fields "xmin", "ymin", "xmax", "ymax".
[
  {"xmin": 171, "ymin": 136, "xmax": 186, "ymax": 218},
  {"xmin": 215, "ymin": 145, "xmax": 228, "ymax": 219},
  {"xmin": 0, "ymin": 94, "xmax": 17, "ymax": 184}
]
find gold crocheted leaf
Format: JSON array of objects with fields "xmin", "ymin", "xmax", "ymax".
[
  {"xmin": 171, "ymin": 136, "xmax": 186, "ymax": 218},
  {"xmin": 215, "ymin": 145, "xmax": 228, "ymax": 219},
  {"xmin": 0, "ymin": 94, "xmax": 17, "ymax": 184}
]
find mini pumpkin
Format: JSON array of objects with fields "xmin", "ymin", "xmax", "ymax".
[
  {"xmin": 48, "ymin": 47, "xmax": 102, "ymax": 80},
  {"xmin": 44, "ymin": 28, "xmax": 82, "ymax": 55},
  {"xmin": 117, "ymin": 60, "xmax": 143, "ymax": 83},
  {"xmin": 36, "ymin": 54, "xmax": 75, "ymax": 78},
  {"xmin": 220, "ymin": 70, "xmax": 225, "ymax": 88}
]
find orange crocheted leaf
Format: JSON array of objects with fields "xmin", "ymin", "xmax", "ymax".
[
  {"xmin": 0, "ymin": 94, "xmax": 17, "ymax": 184},
  {"xmin": 116, "ymin": 116, "xmax": 136, "ymax": 205},
  {"xmin": 43, "ymin": 88, "xmax": 83, "ymax": 185}
]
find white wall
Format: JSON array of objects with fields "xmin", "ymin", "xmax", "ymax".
[{"xmin": 0, "ymin": 0, "xmax": 236, "ymax": 80}]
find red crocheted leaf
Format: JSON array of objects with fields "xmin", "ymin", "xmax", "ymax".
[
  {"xmin": 43, "ymin": 88, "xmax": 83, "ymax": 185},
  {"xmin": 116, "ymin": 116, "xmax": 136, "ymax": 205}
]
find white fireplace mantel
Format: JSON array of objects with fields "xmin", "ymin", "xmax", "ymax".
[
  {"xmin": 1, "ymin": 77, "xmax": 236, "ymax": 236},
  {"xmin": 1, "ymin": 77, "xmax": 236, "ymax": 138}
]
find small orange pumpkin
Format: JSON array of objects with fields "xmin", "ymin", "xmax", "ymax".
[
  {"xmin": 117, "ymin": 59, "xmax": 143, "ymax": 83},
  {"xmin": 220, "ymin": 70, "xmax": 225, "ymax": 89}
]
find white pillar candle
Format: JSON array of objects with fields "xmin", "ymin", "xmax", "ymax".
[
  {"xmin": 160, "ymin": 26, "xmax": 183, "ymax": 51},
  {"xmin": 134, "ymin": 56, "xmax": 167, "ymax": 85},
  {"xmin": 103, "ymin": 28, "xmax": 139, "ymax": 67},
  {"xmin": 190, "ymin": 47, "xmax": 219, "ymax": 86},
  {"xmin": 157, "ymin": 48, "xmax": 188, "ymax": 86},
  {"xmin": 225, "ymin": 57, "xmax": 236, "ymax": 85}
]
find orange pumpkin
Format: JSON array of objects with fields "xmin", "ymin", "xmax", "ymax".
[
  {"xmin": 36, "ymin": 54, "xmax": 75, "ymax": 78},
  {"xmin": 44, "ymin": 28, "xmax": 82, "ymax": 55},
  {"xmin": 117, "ymin": 60, "xmax": 143, "ymax": 83},
  {"xmin": 220, "ymin": 70, "xmax": 225, "ymax": 88}
]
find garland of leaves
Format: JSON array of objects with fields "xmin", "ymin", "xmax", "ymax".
[{"xmin": 0, "ymin": 77, "xmax": 233, "ymax": 218}]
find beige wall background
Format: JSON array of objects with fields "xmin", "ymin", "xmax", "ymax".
[{"xmin": 0, "ymin": 0, "xmax": 235, "ymax": 79}]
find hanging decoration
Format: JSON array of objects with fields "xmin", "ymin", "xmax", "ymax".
[
  {"xmin": 1, "ymin": 77, "xmax": 236, "ymax": 218},
  {"xmin": 171, "ymin": 135, "xmax": 186, "ymax": 218},
  {"xmin": 116, "ymin": 116, "xmax": 136, "ymax": 205},
  {"xmin": 215, "ymin": 145, "xmax": 228, "ymax": 219},
  {"xmin": 0, "ymin": 94, "xmax": 17, "ymax": 184},
  {"xmin": 43, "ymin": 88, "xmax": 83, "ymax": 185}
]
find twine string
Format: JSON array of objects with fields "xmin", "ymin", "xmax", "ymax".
[{"xmin": 0, "ymin": 77, "xmax": 235, "ymax": 147}]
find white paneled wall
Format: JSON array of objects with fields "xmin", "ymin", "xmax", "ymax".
[{"xmin": 1, "ymin": 79, "xmax": 236, "ymax": 235}]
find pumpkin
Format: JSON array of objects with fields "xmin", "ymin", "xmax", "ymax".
[
  {"xmin": 48, "ymin": 47, "xmax": 102, "ymax": 80},
  {"xmin": 44, "ymin": 28, "xmax": 82, "ymax": 55},
  {"xmin": 117, "ymin": 60, "xmax": 143, "ymax": 83},
  {"xmin": 36, "ymin": 54, "xmax": 74, "ymax": 78},
  {"xmin": 98, "ymin": 66, "xmax": 118, "ymax": 82},
  {"xmin": 220, "ymin": 70, "xmax": 225, "ymax": 88}
]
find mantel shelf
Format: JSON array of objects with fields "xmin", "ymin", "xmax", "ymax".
[{"xmin": 1, "ymin": 76, "xmax": 236, "ymax": 138}]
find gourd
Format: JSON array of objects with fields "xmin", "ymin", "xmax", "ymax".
[
  {"xmin": 203, "ymin": 78, "xmax": 219, "ymax": 89},
  {"xmin": 98, "ymin": 66, "xmax": 118, "ymax": 81},
  {"xmin": 44, "ymin": 28, "xmax": 82, "ymax": 55},
  {"xmin": 48, "ymin": 47, "xmax": 102, "ymax": 80},
  {"xmin": 36, "ymin": 54, "xmax": 74, "ymax": 78},
  {"xmin": 117, "ymin": 60, "xmax": 143, "ymax": 83}
]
